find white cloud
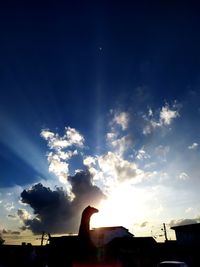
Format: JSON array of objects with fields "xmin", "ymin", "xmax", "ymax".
[
  {"xmin": 40, "ymin": 129, "xmax": 55, "ymax": 140},
  {"xmin": 41, "ymin": 127, "xmax": 84, "ymax": 150},
  {"xmin": 188, "ymin": 142, "xmax": 198, "ymax": 150},
  {"xmin": 48, "ymin": 153, "xmax": 69, "ymax": 183},
  {"xmin": 65, "ymin": 127, "xmax": 84, "ymax": 146},
  {"xmin": 17, "ymin": 209, "xmax": 32, "ymax": 221},
  {"xmin": 143, "ymin": 103, "xmax": 179, "ymax": 135},
  {"xmin": 98, "ymin": 152, "xmax": 143, "ymax": 183},
  {"xmin": 113, "ymin": 112, "xmax": 129, "ymax": 130},
  {"xmin": 178, "ymin": 172, "xmax": 189, "ymax": 180},
  {"xmin": 136, "ymin": 148, "xmax": 150, "ymax": 160},
  {"xmin": 143, "ymin": 125, "xmax": 152, "ymax": 135},
  {"xmin": 83, "ymin": 156, "xmax": 96, "ymax": 167},
  {"xmin": 148, "ymin": 108, "xmax": 153, "ymax": 117},
  {"xmin": 41, "ymin": 127, "xmax": 84, "ymax": 188},
  {"xmin": 160, "ymin": 105, "xmax": 179, "ymax": 125},
  {"xmin": 106, "ymin": 132, "xmax": 117, "ymax": 141},
  {"xmin": 110, "ymin": 135, "xmax": 132, "ymax": 156},
  {"xmin": 58, "ymin": 150, "xmax": 78, "ymax": 160}
]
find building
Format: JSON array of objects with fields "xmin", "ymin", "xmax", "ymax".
[
  {"xmin": 171, "ymin": 223, "xmax": 200, "ymax": 246},
  {"xmin": 90, "ymin": 226, "xmax": 133, "ymax": 247}
]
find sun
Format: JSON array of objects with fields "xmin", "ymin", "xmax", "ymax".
[{"xmin": 90, "ymin": 183, "xmax": 149, "ymax": 231}]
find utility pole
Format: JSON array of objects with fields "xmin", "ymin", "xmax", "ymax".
[
  {"xmin": 41, "ymin": 231, "xmax": 45, "ymax": 246},
  {"xmin": 163, "ymin": 223, "xmax": 168, "ymax": 241}
]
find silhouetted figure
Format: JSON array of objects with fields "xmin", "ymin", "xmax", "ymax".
[
  {"xmin": 78, "ymin": 206, "xmax": 98, "ymax": 242},
  {"xmin": 78, "ymin": 206, "xmax": 98, "ymax": 261},
  {"xmin": 48, "ymin": 205, "xmax": 98, "ymax": 267}
]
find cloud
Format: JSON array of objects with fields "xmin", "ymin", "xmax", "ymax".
[
  {"xmin": 106, "ymin": 132, "xmax": 117, "ymax": 141},
  {"xmin": 83, "ymin": 111, "xmax": 151, "ymax": 187},
  {"xmin": 97, "ymin": 152, "xmax": 143, "ymax": 183},
  {"xmin": 169, "ymin": 218, "xmax": 199, "ymax": 227},
  {"xmin": 188, "ymin": 142, "xmax": 198, "ymax": 150},
  {"xmin": 143, "ymin": 103, "xmax": 179, "ymax": 135},
  {"xmin": 106, "ymin": 111, "xmax": 132, "ymax": 156},
  {"xmin": 68, "ymin": 170, "xmax": 105, "ymax": 209},
  {"xmin": 110, "ymin": 135, "xmax": 133, "ymax": 156},
  {"xmin": 140, "ymin": 221, "xmax": 149, "ymax": 227},
  {"xmin": 47, "ymin": 152, "xmax": 69, "ymax": 184},
  {"xmin": 113, "ymin": 112, "xmax": 129, "ymax": 130},
  {"xmin": 41, "ymin": 127, "xmax": 83, "ymax": 188},
  {"xmin": 1, "ymin": 229, "xmax": 21, "ymax": 235},
  {"xmin": 178, "ymin": 172, "xmax": 189, "ymax": 180},
  {"xmin": 136, "ymin": 148, "xmax": 150, "ymax": 160},
  {"xmin": 160, "ymin": 105, "xmax": 179, "ymax": 125},
  {"xmin": 20, "ymin": 171, "xmax": 105, "ymax": 234},
  {"xmin": 83, "ymin": 156, "xmax": 96, "ymax": 166},
  {"xmin": 41, "ymin": 127, "xmax": 84, "ymax": 150},
  {"xmin": 40, "ymin": 130, "xmax": 55, "ymax": 140},
  {"xmin": 17, "ymin": 209, "xmax": 32, "ymax": 221}
]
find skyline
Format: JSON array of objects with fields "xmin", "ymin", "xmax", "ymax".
[{"xmin": 1, "ymin": 1, "xmax": 200, "ymax": 244}]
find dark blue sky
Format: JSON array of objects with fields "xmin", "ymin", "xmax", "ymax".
[
  {"xmin": 0, "ymin": 1, "xmax": 199, "ymax": 180},
  {"xmin": 0, "ymin": 1, "xmax": 200, "ymax": 184}
]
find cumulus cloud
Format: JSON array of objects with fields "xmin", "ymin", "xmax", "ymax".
[
  {"xmin": 97, "ymin": 152, "xmax": 143, "ymax": 183},
  {"xmin": 188, "ymin": 142, "xmax": 198, "ymax": 150},
  {"xmin": 20, "ymin": 171, "xmax": 105, "ymax": 234},
  {"xmin": 83, "ymin": 156, "xmax": 96, "ymax": 167},
  {"xmin": 143, "ymin": 103, "xmax": 179, "ymax": 135},
  {"xmin": 160, "ymin": 105, "xmax": 179, "ymax": 125},
  {"xmin": 41, "ymin": 127, "xmax": 84, "ymax": 187},
  {"xmin": 83, "ymin": 111, "xmax": 150, "ymax": 187},
  {"xmin": 41, "ymin": 127, "xmax": 84, "ymax": 150},
  {"xmin": 113, "ymin": 112, "xmax": 129, "ymax": 130},
  {"xmin": 22, "ymin": 112, "xmax": 159, "ymax": 235}
]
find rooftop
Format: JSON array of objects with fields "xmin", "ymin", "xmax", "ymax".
[
  {"xmin": 91, "ymin": 226, "xmax": 129, "ymax": 232},
  {"xmin": 171, "ymin": 223, "xmax": 200, "ymax": 231}
]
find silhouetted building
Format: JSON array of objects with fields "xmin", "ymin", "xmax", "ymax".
[
  {"xmin": 171, "ymin": 223, "xmax": 200, "ymax": 246},
  {"xmin": 90, "ymin": 226, "xmax": 133, "ymax": 247}
]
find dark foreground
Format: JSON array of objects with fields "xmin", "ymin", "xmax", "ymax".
[{"xmin": 0, "ymin": 238, "xmax": 198, "ymax": 267}]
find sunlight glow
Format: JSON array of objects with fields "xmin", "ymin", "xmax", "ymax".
[{"xmin": 91, "ymin": 183, "xmax": 151, "ymax": 232}]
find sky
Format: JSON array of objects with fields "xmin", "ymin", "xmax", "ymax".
[{"xmin": 1, "ymin": 0, "xmax": 200, "ymax": 245}]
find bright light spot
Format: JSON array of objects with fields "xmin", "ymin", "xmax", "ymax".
[{"xmin": 91, "ymin": 183, "xmax": 152, "ymax": 231}]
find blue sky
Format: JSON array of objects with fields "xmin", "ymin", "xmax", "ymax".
[{"xmin": 1, "ymin": 1, "xmax": 200, "ymax": 244}]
